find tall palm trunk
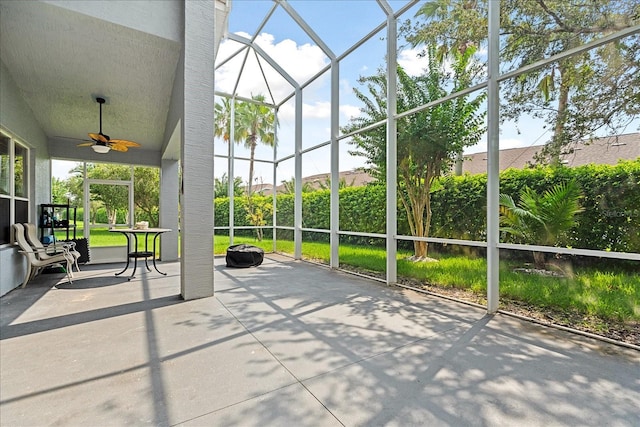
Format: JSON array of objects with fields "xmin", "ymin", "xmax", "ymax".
[
  {"xmin": 248, "ymin": 141, "xmax": 256, "ymax": 196},
  {"xmin": 550, "ymin": 64, "xmax": 570, "ymax": 167}
]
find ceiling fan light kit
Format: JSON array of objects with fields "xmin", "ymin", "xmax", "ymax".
[
  {"xmin": 77, "ymin": 96, "xmax": 141, "ymax": 154},
  {"xmin": 91, "ymin": 144, "xmax": 111, "ymax": 153}
]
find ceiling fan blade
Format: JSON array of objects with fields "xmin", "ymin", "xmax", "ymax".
[
  {"xmin": 110, "ymin": 139, "xmax": 141, "ymax": 148},
  {"xmin": 54, "ymin": 135, "xmax": 88, "ymax": 141},
  {"xmin": 109, "ymin": 143, "xmax": 128, "ymax": 152},
  {"xmin": 77, "ymin": 142, "xmax": 94, "ymax": 147},
  {"xmin": 89, "ymin": 132, "xmax": 108, "ymax": 143}
]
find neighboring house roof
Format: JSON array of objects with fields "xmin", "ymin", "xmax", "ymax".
[
  {"xmin": 298, "ymin": 170, "xmax": 376, "ymax": 191},
  {"xmin": 253, "ymin": 170, "xmax": 376, "ymax": 195},
  {"xmin": 247, "ymin": 133, "xmax": 639, "ymax": 195},
  {"xmin": 462, "ymin": 133, "xmax": 640, "ymax": 175}
]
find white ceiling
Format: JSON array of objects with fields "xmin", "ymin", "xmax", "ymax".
[{"xmin": 0, "ymin": 0, "xmax": 184, "ymax": 161}]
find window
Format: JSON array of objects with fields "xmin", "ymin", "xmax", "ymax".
[{"xmin": 0, "ymin": 133, "xmax": 30, "ymax": 245}]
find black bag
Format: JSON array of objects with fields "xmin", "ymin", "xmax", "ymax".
[{"xmin": 226, "ymin": 244, "xmax": 264, "ymax": 268}]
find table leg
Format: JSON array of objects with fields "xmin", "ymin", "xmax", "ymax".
[
  {"xmin": 128, "ymin": 233, "xmax": 139, "ymax": 281},
  {"xmin": 143, "ymin": 232, "xmax": 152, "ymax": 271},
  {"xmin": 152, "ymin": 232, "xmax": 167, "ymax": 275},
  {"xmin": 115, "ymin": 232, "xmax": 132, "ymax": 277}
]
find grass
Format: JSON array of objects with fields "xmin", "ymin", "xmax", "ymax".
[
  {"xmin": 54, "ymin": 227, "xmax": 163, "ymax": 253},
  {"xmin": 214, "ymin": 234, "xmax": 639, "ymax": 324},
  {"xmin": 73, "ymin": 230, "xmax": 640, "ymax": 324}
]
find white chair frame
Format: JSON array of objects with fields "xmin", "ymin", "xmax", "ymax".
[
  {"xmin": 23, "ymin": 223, "xmax": 81, "ymax": 273},
  {"xmin": 12, "ymin": 223, "xmax": 74, "ymax": 288}
]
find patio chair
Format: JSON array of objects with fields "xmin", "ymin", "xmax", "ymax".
[
  {"xmin": 12, "ymin": 223, "xmax": 73, "ymax": 288},
  {"xmin": 24, "ymin": 223, "xmax": 81, "ymax": 273}
]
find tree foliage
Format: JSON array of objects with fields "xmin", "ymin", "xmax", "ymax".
[
  {"xmin": 214, "ymin": 94, "xmax": 277, "ymax": 240},
  {"xmin": 343, "ymin": 48, "xmax": 485, "ymax": 258},
  {"xmin": 51, "ymin": 177, "xmax": 70, "ymax": 204},
  {"xmin": 63, "ymin": 163, "xmax": 160, "ymax": 226},
  {"xmin": 81, "ymin": 164, "xmax": 130, "ymax": 225},
  {"xmin": 317, "ymin": 176, "xmax": 356, "ymax": 191},
  {"xmin": 499, "ymin": 180, "xmax": 584, "ymax": 268},
  {"xmin": 133, "ymin": 166, "xmax": 159, "ymax": 227},
  {"xmin": 214, "ymin": 161, "xmax": 639, "ymax": 255},
  {"xmin": 214, "ymin": 94, "xmax": 277, "ymax": 196},
  {"xmin": 279, "ymin": 177, "xmax": 314, "ymax": 194},
  {"xmin": 407, "ymin": 0, "xmax": 640, "ymax": 165},
  {"xmin": 214, "ymin": 173, "xmax": 245, "ymax": 199}
]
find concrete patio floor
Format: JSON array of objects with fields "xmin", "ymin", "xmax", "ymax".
[{"xmin": 1, "ymin": 254, "xmax": 638, "ymax": 426}]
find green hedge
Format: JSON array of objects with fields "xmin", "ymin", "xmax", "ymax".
[{"xmin": 213, "ymin": 160, "xmax": 639, "ymax": 253}]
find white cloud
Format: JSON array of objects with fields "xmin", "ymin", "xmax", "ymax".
[
  {"xmin": 340, "ymin": 105, "xmax": 361, "ymax": 121},
  {"xmin": 304, "ymin": 101, "xmax": 331, "ymax": 119},
  {"xmin": 278, "ymin": 101, "xmax": 329, "ymax": 121},
  {"xmin": 276, "ymin": 100, "xmax": 362, "ymax": 122},
  {"xmin": 398, "ymin": 47, "xmax": 430, "ymax": 76},
  {"xmin": 216, "ymin": 32, "xmax": 329, "ymax": 103}
]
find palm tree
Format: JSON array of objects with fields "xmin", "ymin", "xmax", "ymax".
[
  {"xmin": 214, "ymin": 173, "xmax": 244, "ymax": 199},
  {"xmin": 234, "ymin": 94, "xmax": 276, "ymax": 196},
  {"xmin": 214, "ymin": 95, "xmax": 276, "ymax": 241},
  {"xmin": 214, "ymin": 97, "xmax": 243, "ymax": 144},
  {"xmin": 317, "ymin": 176, "xmax": 356, "ymax": 191},
  {"xmin": 279, "ymin": 177, "xmax": 314, "ymax": 194},
  {"xmin": 499, "ymin": 180, "xmax": 584, "ymax": 269}
]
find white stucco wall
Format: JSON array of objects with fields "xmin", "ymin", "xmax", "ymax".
[
  {"xmin": 180, "ymin": 1, "xmax": 215, "ymax": 299},
  {"xmin": 0, "ymin": 60, "xmax": 50, "ymax": 295},
  {"xmin": 43, "ymin": 0, "xmax": 183, "ymax": 43}
]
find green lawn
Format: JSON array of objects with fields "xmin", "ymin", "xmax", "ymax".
[
  {"xmin": 69, "ymin": 229, "xmax": 639, "ymax": 324},
  {"xmin": 54, "ymin": 227, "xmax": 161, "ymax": 252},
  {"xmin": 214, "ymin": 235, "xmax": 639, "ymax": 324}
]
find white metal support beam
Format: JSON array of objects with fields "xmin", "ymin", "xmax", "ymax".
[
  {"xmin": 277, "ymin": 0, "xmax": 335, "ymax": 58},
  {"xmin": 380, "ymin": 0, "xmax": 397, "ymax": 285},
  {"xmin": 330, "ymin": 59, "xmax": 340, "ymax": 269},
  {"xmin": 272, "ymin": 109, "xmax": 279, "ymax": 252},
  {"xmin": 486, "ymin": 0, "xmax": 500, "ymax": 313},
  {"xmin": 228, "ymin": 97, "xmax": 235, "ymax": 245},
  {"xmin": 294, "ymin": 87, "xmax": 303, "ymax": 259},
  {"xmin": 226, "ymin": 33, "xmax": 298, "ymax": 88},
  {"xmin": 181, "ymin": 0, "xmax": 215, "ymax": 299}
]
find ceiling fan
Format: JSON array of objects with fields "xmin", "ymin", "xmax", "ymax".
[{"xmin": 77, "ymin": 97, "xmax": 141, "ymax": 153}]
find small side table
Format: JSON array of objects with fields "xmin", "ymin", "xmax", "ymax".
[{"xmin": 109, "ymin": 228, "xmax": 172, "ymax": 280}]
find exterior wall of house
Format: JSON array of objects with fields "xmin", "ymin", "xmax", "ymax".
[
  {"xmin": 180, "ymin": 0, "xmax": 216, "ymax": 299},
  {"xmin": 1, "ymin": 0, "xmax": 223, "ymax": 298},
  {"xmin": 0, "ymin": 60, "xmax": 51, "ymax": 296},
  {"xmin": 44, "ymin": 0, "xmax": 182, "ymax": 43}
]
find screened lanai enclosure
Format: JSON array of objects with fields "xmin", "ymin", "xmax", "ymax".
[
  {"xmin": 213, "ymin": 0, "xmax": 639, "ymax": 316},
  {"xmin": 1, "ymin": 0, "xmax": 638, "ymax": 335}
]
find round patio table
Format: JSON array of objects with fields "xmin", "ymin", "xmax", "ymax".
[{"xmin": 109, "ymin": 228, "xmax": 172, "ymax": 280}]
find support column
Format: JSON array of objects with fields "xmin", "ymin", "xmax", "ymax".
[
  {"xmin": 294, "ymin": 88, "xmax": 303, "ymax": 259},
  {"xmin": 330, "ymin": 59, "xmax": 339, "ymax": 269},
  {"xmin": 272, "ymin": 109, "xmax": 279, "ymax": 252},
  {"xmin": 228, "ymin": 98, "xmax": 235, "ymax": 245},
  {"xmin": 486, "ymin": 0, "xmax": 500, "ymax": 313},
  {"xmin": 180, "ymin": 0, "xmax": 215, "ymax": 299},
  {"xmin": 159, "ymin": 158, "xmax": 179, "ymax": 261},
  {"xmin": 385, "ymin": 7, "xmax": 398, "ymax": 285}
]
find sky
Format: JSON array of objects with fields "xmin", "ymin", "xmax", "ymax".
[
  {"xmin": 213, "ymin": 0, "xmax": 556, "ymax": 186},
  {"xmin": 54, "ymin": 0, "xmax": 637, "ymax": 183}
]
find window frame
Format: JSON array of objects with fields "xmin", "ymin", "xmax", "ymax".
[{"xmin": 0, "ymin": 130, "xmax": 30, "ymax": 246}]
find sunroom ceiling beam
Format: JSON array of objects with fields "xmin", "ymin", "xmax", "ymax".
[
  {"xmin": 227, "ymin": 32, "xmax": 298, "ymax": 89},
  {"xmin": 277, "ymin": 0, "xmax": 335, "ymax": 59}
]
